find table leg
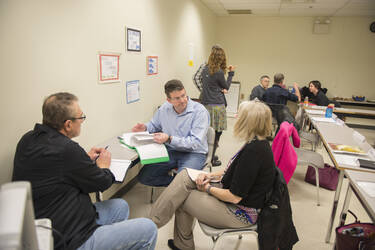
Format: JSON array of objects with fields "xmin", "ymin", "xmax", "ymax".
[
  {"xmin": 332, "ymin": 182, "xmax": 353, "ymax": 250},
  {"xmin": 339, "ymin": 184, "xmax": 353, "ymax": 227},
  {"xmin": 325, "ymin": 170, "xmax": 345, "ymax": 243}
]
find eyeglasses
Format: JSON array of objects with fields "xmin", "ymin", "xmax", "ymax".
[
  {"xmin": 170, "ymin": 94, "xmax": 187, "ymax": 101},
  {"xmin": 67, "ymin": 114, "xmax": 86, "ymax": 122}
]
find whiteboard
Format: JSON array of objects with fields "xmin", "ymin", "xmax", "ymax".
[{"xmin": 225, "ymin": 81, "xmax": 240, "ymax": 117}]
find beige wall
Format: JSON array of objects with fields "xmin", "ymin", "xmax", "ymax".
[
  {"xmin": 1, "ymin": 1, "xmax": 374, "ymax": 185},
  {"xmin": 216, "ymin": 16, "xmax": 375, "ymax": 101},
  {"xmin": 0, "ymin": 0, "xmax": 216, "ymax": 184}
]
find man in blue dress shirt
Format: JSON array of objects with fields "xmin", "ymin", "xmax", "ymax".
[{"xmin": 132, "ymin": 79, "xmax": 210, "ymax": 186}]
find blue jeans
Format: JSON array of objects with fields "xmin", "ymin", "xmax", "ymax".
[
  {"xmin": 77, "ymin": 199, "xmax": 157, "ymax": 250},
  {"xmin": 138, "ymin": 149, "xmax": 206, "ymax": 186}
]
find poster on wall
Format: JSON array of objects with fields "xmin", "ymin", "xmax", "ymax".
[
  {"xmin": 126, "ymin": 27, "xmax": 141, "ymax": 52},
  {"xmin": 126, "ymin": 80, "xmax": 140, "ymax": 104},
  {"xmin": 147, "ymin": 56, "xmax": 158, "ymax": 75},
  {"xmin": 97, "ymin": 52, "xmax": 121, "ymax": 84}
]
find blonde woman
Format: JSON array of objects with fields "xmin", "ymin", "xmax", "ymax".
[
  {"xmin": 149, "ymin": 101, "xmax": 276, "ymax": 250},
  {"xmin": 201, "ymin": 45, "xmax": 235, "ymax": 166}
]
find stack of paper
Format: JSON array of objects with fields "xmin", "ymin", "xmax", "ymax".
[{"xmin": 119, "ymin": 132, "xmax": 169, "ymax": 165}]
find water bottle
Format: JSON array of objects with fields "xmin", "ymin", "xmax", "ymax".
[
  {"xmin": 304, "ymin": 96, "xmax": 308, "ymax": 107},
  {"xmin": 325, "ymin": 104, "xmax": 334, "ymax": 118}
]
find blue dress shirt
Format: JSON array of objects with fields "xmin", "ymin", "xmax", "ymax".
[{"xmin": 146, "ymin": 98, "xmax": 210, "ymax": 154}]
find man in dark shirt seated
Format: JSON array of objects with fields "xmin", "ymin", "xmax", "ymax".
[
  {"xmin": 308, "ymin": 80, "xmax": 330, "ymax": 106},
  {"xmin": 249, "ymin": 75, "xmax": 270, "ymax": 100},
  {"xmin": 262, "ymin": 73, "xmax": 301, "ymax": 105},
  {"xmin": 262, "ymin": 73, "xmax": 301, "ymax": 132},
  {"xmin": 12, "ymin": 92, "xmax": 157, "ymax": 250}
]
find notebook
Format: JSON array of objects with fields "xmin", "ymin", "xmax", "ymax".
[{"xmin": 119, "ymin": 132, "xmax": 169, "ymax": 165}]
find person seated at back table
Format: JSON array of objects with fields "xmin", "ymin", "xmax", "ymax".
[
  {"xmin": 249, "ymin": 75, "xmax": 270, "ymax": 100},
  {"xmin": 148, "ymin": 100, "xmax": 277, "ymax": 250},
  {"xmin": 132, "ymin": 79, "xmax": 210, "ymax": 187},
  {"xmin": 309, "ymin": 80, "xmax": 330, "ymax": 106},
  {"xmin": 262, "ymin": 73, "xmax": 301, "ymax": 132},
  {"xmin": 12, "ymin": 92, "xmax": 157, "ymax": 250}
]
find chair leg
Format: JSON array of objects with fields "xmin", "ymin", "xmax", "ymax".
[
  {"xmin": 150, "ymin": 187, "xmax": 154, "ymax": 203},
  {"xmin": 314, "ymin": 166, "xmax": 320, "ymax": 206},
  {"xmin": 211, "ymin": 236, "xmax": 218, "ymax": 250}
]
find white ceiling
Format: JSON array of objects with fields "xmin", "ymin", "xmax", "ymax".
[{"xmin": 200, "ymin": 0, "xmax": 375, "ymax": 16}]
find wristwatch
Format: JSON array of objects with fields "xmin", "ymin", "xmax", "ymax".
[
  {"xmin": 166, "ymin": 135, "xmax": 171, "ymax": 144},
  {"xmin": 206, "ymin": 185, "xmax": 212, "ymax": 195}
]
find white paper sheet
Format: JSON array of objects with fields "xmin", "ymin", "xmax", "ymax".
[
  {"xmin": 311, "ymin": 117, "xmax": 336, "ymax": 123},
  {"xmin": 186, "ymin": 168, "xmax": 220, "ymax": 183},
  {"xmin": 353, "ymin": 130, "xmax": 366, "ymax": 143},
  {"xmin": 305, "ymin": 109, "xmax": 325, "ymax": 115},
  {"xmin": 133, "ymin": 134, "xmax": 154, "ymax": 142},
  {"xmin": 186, "ymin": 168, "xmax": 205, "ymax": 181},
  {"xmin": 357, "ymin": 181, "xmax": 375, "ymax": 197},
  {"xmin": 121, "ymin": 132, "xmax": 151, "ymax": 147},
  {"xmin": 126, "ymin": 80, "xmax": 140, "ymax": 104},
  {"xmin": 136, "ymin": 143, "xmax": 168, "ymax": 160},
  {"xmin": 110, "ymin": 159, "xmax": 131, "ymax": 182},
  {"xmin": 334, "ymin": 154, "xmax": 359, "ymax": 167}
]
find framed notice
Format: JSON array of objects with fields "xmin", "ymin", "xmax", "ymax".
[
  {"xmin": 126, "ymin": 27, "xmax": 141, "ymax": 52},
  {"xmin": 147, "ymin": 56, "xmax": 158, "ymax": 75},
  {"xmin": 98, "ymin": 52, "xmax": 120, "ymax": 83},
  {"xmin": 126, "ymin": 80, "xmax": 140, "ymax": 104}
]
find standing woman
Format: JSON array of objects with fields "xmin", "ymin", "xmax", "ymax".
[{"xmin": 201, "ymin": 45, "xmax": 235, "ymax": 166}]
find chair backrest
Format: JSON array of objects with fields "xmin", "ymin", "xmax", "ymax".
[{"xmin": 204, "ymin": 127, "xmax": 215, "ymax": 171}]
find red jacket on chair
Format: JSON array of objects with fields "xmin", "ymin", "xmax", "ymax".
[{"xmin": 272, "ymin": 121, "xmax": 300, "ymax": 184}]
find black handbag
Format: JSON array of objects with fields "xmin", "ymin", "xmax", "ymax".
[{"xmin": 335, "ymin": 210, "xmax": 375, "ymax": 250}]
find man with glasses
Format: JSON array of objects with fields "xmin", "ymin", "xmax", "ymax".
[
  {"xmin": 13, "ymin": 92, "xmax": 157, "ymax": 250},
  {"xmin": 250, "ymin": 75, "xmax": 270, "ymax": 100},
  {"xmin": 132, "ymin": 79, "xmax": 210, "ymax": 187}
]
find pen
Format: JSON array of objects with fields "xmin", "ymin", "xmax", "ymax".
[{"xmin": 95, "ymin": 145, "xmax": 109, "ymax": 161}]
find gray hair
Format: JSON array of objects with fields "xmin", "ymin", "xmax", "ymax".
[
  {"xmin": 274, "ymin": 73, "xmax": 285, "ymax": 84},
  {"xmin": 42, "ymin": 92, "xmax": 78, "ymax": 130}
]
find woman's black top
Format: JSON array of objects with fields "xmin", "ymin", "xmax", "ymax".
[{"xmin": 221, "ymin": 138, "xmax": 276, "ymax": 208}]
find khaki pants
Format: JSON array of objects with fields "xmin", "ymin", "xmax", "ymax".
[{"xmin": 149, "ymin": 170, "xmax": 249, "ymax": 250}]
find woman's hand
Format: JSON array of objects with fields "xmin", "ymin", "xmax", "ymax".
[
  {"xmin": 197, "ymin": 182, "xmax": 210, "ymax": 192},
  {"xmin": 196, "ymin": 173, "xmax": 211, "ymax": 186}
]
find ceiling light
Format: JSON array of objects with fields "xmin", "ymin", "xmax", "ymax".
[{"xmin": 227, "ymin": 9, "xmax": 252, "ymax": 15}]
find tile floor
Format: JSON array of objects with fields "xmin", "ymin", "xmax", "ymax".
[{"xmin": 122, "ymin": 117, "xmax": 374, "ymax": 250}]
